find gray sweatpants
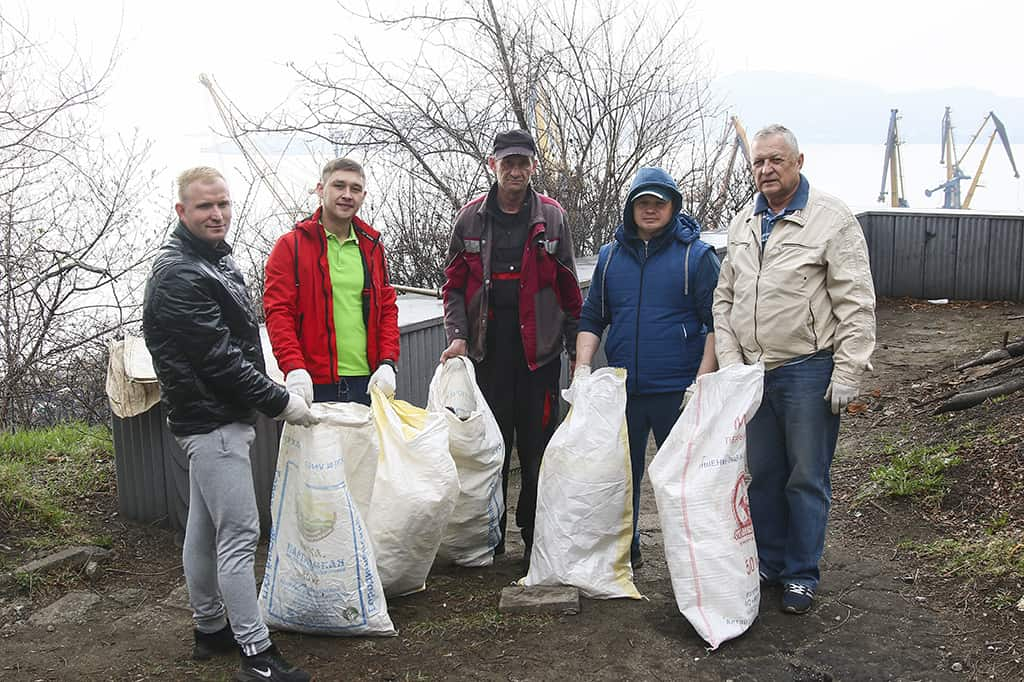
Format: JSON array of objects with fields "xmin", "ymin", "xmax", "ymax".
[{"xmin": 175, "ymin": 422, "xmax": 271, "ymax": 656}]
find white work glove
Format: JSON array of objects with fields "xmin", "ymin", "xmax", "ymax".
[
  {"xmin": 571, "ymin": 363, "xmax": 591, "ymax": 387},
  {"xmin": 824, "ymin": 381, "xmax": 858, "ymax": 415},
  {"xmin": 285, "ymin": 369, "xmax": 313, "ymax": 407},
  {"xmin": 680, "ymin": 383, "xmax": 696, "ymax": 412},
  {"xmin": 368, "ymin": 363, "xmax": 397, "ymax": 398},
  {"xmin": 276, "ymin": 393, "xmax": 320, "ymax": 427}
]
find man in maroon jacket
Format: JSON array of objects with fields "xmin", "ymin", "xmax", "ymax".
[
  {"xmin": 440, "ymin": 129, "xmax": 582, "ymax": 564},
  {"xmin": 264, "ymin": 158, "xmax": 400, "ymax": 406}
]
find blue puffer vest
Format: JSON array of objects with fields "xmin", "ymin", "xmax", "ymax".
[{"xmin": 591, "ymin": 168, "xmax": 711, "ymax": 394}]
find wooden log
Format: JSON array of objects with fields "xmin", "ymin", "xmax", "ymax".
[
  {"xmin": 956, "ymin": 339, "xmax": 1024, "ymax": 371},
  {"xmin": 963, "ymin": 355, "xmax": 1024, "ymax": 381},
  {"xmin": 933, "ymin": 376, "xmax": 1024, "ymax": 414}
]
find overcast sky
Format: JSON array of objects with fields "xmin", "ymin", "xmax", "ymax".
[{"xmin": 16, "ymin": 0, "xmax": 1024, "ymax": 209}]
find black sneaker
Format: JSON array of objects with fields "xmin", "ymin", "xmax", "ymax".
[
  {"xmin": 631, "ymin": 550, "xmax": 644, "ymax": 570},
  {"xmin": 193, "ymin": 623, "xmax": 237, "ymax": 661},
  {"xmin": 781, "ymin": 583, "xmax": 814, "ymax": 614},
  {"xmin": 236, "ymin": 645, "xmax": 311, "ymax": 682},
  {"xmin": 759, "ymin": 569, "xmax": 777, "ymax": 587}
]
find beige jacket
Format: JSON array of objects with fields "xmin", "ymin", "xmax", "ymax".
[{"xmin": 713, "ymin": 185, "xmax": 876, "ymax": 387}]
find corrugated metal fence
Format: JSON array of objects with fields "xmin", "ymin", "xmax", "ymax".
[
  {"xmin": 120, "ymin": 209, "xmax": 1024, "ymax": 531},
  {"xmin": 113, "ymin": 276, "xmax": 596, "ymax": 534},
  {"xmin": 857, "ymin": 209, "xmax": 1024, "ymax": 301}
]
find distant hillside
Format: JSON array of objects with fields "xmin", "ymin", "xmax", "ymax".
[{"xmin": 713, "ymin": 71, "xmax": 1024, "ymax": 145}]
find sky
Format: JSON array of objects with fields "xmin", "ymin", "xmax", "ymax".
[{"xmin": 14, "ymin": 0, "xmax": 1024, "ymax": 210}]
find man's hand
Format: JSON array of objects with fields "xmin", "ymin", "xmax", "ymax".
[
  {"xmin": 679, "ymin": 383, "xmax": 697, "ymax": 412},
  {"xmin": 439, "ymin": 339, "xmax": 468, "ymax": 363},
  {"xmin": 368, "ymin": 364, "xmax": 397, "ymax": 398},
  {"xmin": 276, "ymin": 393, "xmax": 320, "ymax": 427},
  {"xmin": 824, "ymin": 381, "xmax": 858, "ymax": 415},
  {"xmin": 285, "ymin": 369, "xmax": 313, "ymax": 407}
]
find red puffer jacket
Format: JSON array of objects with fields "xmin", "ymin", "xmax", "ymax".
[{"xmin": 264, "ymin": 208, "xmax": 400, "ymax": 383}]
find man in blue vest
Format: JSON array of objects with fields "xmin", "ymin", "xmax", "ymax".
[{"xmin": 575, "ymin": 167, "xmax": 720, "ymax": 569}]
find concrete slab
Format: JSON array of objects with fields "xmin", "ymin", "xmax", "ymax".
[
  {"xmin": 13, "ymin": 546, "xmax": 111, "ymax": 577},
  {"xmin": 28, "ymin": 591, "xmax": 101, "ymax": 626},
  {"xmin": 161, "ymin": 582, "xmax": 191, "ymax": 612},
  {"xmin": 498, "ymin": 585, "xmax": 580, "ymax": 615}
]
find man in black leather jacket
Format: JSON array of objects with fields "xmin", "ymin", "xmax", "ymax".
[{"xmin": 143, "ymin": 167, "xmax": 316, "ymax": 682}]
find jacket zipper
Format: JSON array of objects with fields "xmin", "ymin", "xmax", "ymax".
[
  {"xmin": 368, "ymin": 238, "xmax": 379, "ymax": 367},
  {"xmin": 752, "ymin": 216, "xmax": 765, "ymax": 361},
  {"xmin": 633, "ymin": 241, "xmax": 648, "ymax": 391},
  {"xmin": 317, "ymin": 229, "xmax": 337, "ymax": 382}
]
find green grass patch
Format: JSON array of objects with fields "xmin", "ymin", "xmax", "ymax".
[
  {"xmin": 907, "ymin": 533, "xmax": 1024, "ymax": 581},
  {"xmin": 0, "ymin": 422, "xmax": 113, "ymax": 540},
  {"xmin": 864, "ymin": 441, "xmax": 962, "ymax": 500}
]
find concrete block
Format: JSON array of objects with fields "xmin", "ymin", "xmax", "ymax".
[
  {"xmin": 29, "ymin": 591, "xmax": 101, "ymax": 626},
  {"xmin": 498, "ymin": 585, "xmax": 580, "ymax": 615},
  {"xmin": 161, "ymin": 582, "xmax": 191, "ymax": 612},
  {"xmin": 13, "ymin": 546, "xmax": 111, "ymax": 577}
]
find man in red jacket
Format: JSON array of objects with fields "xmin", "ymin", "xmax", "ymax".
[
  {"xmin": 440, "ymin": 129, "xmax": 582, "ymax": 564},
  {"xmin": 264, "ymin": 158, "xmax": 400, "ymax": 406}
]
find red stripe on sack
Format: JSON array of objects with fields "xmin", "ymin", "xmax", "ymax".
[
  {"xmin": 542, "ymin": 390, "xmax": 552, "ymax": 428},
  {"xmin": 492, "ymin": 272, "xmax": 521, "ymax": 280}
]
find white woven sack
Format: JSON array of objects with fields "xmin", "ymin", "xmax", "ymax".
[
  {"xmin": 522, "ymin": 367, "xmax": 641, "ymax": 599},
  {"xmin": 648, "ymin": 363, "xmax": 764, "ymax": 650},
  {"xmin": 368, "ymin": 388, "xmax": 461, "ymax": 596},
  {"xmin": 427, "ymin": 357, "xmax": 505, "ymax": 567},
  {"xmin": 259, "ymin": 403, "xmax": 394, "ymax": 635}
]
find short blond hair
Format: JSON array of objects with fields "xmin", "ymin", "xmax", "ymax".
[
  {"xmin": 320, "ymin": 157, "xmax": 365, "ymax": 184},
  {"xmin": 177, "ymin": 167, "xmax": 226, "ymax": 202}
]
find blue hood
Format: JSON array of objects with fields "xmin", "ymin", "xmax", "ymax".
[{"xmin": 619, "ymin": 167, "xmax": 700, "ymax": 245}]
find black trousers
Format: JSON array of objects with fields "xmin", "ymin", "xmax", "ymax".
[{"xmin": 475, "ymin": 319, "xmax": 560, "ymax": 552}]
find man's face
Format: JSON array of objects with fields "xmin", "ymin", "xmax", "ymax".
[
  {"xmin": 632, "ymin": 195, "xmax": 673, "ymax": 234},
  {"xmin": 175, "ymin": 178, "xmax": 231, "ymax": 245},
  {"xmin": 751, "ymin": 134, "xmax": 804, "ymax": 206},
  {"xmin": 489, "ymin": 154, "xmax": 537, "ymax": 194},
  {"xmin": 317, "ymin": 169, "xmax": 366, "ymax": 225}
]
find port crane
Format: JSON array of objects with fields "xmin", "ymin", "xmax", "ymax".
[
  {"xmin": 198, "ymin": 73, "xmax": 307, "ymax": 222},
  {"xmin": 925, "ymin": 107, "xmax": 1020, "ymax": 209},
  {"xmin": 709, "ymin": 115, "xmax": 753, "ymax": 223},
  {"xmin": 878, "ymin": 109, "xmax": 908, "ymax": 207}
]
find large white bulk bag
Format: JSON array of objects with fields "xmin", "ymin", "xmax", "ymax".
[
  {"xmin": 427, "ymin": 357, "xmax": 505, "ymax": 567},
  {"xmin": 649, "ymin": 363, "xmax": 764, "ymax": 650},
  {"xmin": 368, "ymin": 388, "xmax": 461, "ymax": 596},
  {"xmin": 522, "ymin": 367, "xmax": 641, "ymax": 600},
  {"xmin": 259, "ymin": 403, "xmax": 394, "ymax": 635}
]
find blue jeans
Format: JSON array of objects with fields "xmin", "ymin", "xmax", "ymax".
[
  {"xmin": 313, "ymin": 375, "xmax": 370, "ymax": 405},
  {"xmin": 746, "ymin": 352, "xmax": 839, "ymax": 590},
  {"xmin": 625, "ymin": 391, "xmax": 683, "ymax": 560}
]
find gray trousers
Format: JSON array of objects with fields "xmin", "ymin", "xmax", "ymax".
[{"xmin": 176, "ymin": 422, "xmax": 271, "ymax": 656}]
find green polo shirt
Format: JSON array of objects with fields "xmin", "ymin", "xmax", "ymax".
[{"xmin": 324, "ymin": 225, "xmax": 370, "ymax": 376}]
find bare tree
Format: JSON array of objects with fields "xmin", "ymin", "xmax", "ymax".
[
  {"xmin": 244, "ymin": 0, "xmax": 751, "ymax": 288},
  {"xmin": 0, "ymin": 14, "xmax": 160, "ymax": 428}
]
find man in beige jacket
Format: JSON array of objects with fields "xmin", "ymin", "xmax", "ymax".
[{"xmin": 713, "ymin": 124, "xmax": 876, "ymax": 615}]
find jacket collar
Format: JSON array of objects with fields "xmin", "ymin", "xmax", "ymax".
[
  {"xmin": 754, "ymin": 174, "xmax": 810, "ymax": 216},
  {"xmin": 173, "ymin": 222, "xmax": 231, "ymax": 262},
  {"xmin": 479, "ymin": 183, "xmax": 548, "ymax": 231},
  {"xmin": 615, "ymin": 211, "xmax": 701, "ymax": 250},
  {"xmin": 296, "ymin": 207, "xmax": 381, "ymax": 242}
]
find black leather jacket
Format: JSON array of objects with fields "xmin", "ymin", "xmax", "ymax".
[{"xmin": 143, "ymin": 223, "xmax": 289, "ymax": 436}]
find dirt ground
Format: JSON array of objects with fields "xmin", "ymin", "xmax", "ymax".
[{"xmin": 2, "ymin": 298, "xmax": 1023, "ymax": 681}]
